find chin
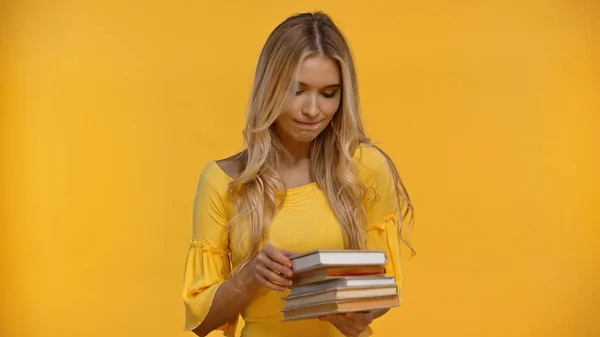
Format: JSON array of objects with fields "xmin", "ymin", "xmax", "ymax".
[
  {"xmin": 290, "ymin": 130, "xmax": 321, "ymax": 142},
  {"xmin": 293, "ymin": 135, "xmax": 318, "ymax": 143}
]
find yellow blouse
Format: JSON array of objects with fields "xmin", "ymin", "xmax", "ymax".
[{"xmin": 182, "ymin": 145, "xmax": 404, "ymax": 337}]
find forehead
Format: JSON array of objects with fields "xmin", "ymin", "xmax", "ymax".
[{"xmin": 296, "ymin": 54, "xmax": 340, "ymax": 87}]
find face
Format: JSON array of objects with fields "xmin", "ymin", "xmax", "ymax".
[{"xmin": 275, "ymin": 54, "xmax": 341, "ymax": 144}]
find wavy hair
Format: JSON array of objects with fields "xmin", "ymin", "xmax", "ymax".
[{"xmin": 226, "ymin": 12, "xmax": 414, "ymax": 274}]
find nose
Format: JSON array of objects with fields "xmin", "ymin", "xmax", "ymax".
[{"xmin": 301, "ymin": 93, "xmax": 320, "ymax": 118}]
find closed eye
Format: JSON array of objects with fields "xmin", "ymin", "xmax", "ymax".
[{"xmin": 321, "ymin": 90, "xmax": 338, "ymax": 98}]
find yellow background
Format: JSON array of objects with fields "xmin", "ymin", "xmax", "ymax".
[{"xmin": 1, "ymin": 1, "xmax": 598, "ymax": 336}]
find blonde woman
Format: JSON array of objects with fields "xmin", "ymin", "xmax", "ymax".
[{"xmin": 182, "ymin": 11, "xmax": 414, "ymax": 337}]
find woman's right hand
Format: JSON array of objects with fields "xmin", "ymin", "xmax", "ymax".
[{"xmin": 242, "ymin": 244, "xmax": 296, "ymax": 292}]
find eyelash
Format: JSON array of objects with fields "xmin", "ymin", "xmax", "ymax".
[{"xmin": 295, "ymin": 90, "xmax": 338, "ymax": 98}]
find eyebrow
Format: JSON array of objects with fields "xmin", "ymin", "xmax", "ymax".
[{"xmin": 298, "ymin": 82, "xmax": 340, "ymax": 89}]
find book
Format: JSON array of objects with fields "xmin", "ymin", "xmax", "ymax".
[
  {"xmin": 282, "ymin": 295, "xmax": 400, "ymax": 321},
  {"xmin": 292, "ymin": 266, "xmax": 387, "ymax": 285},
  {"xmin": 283, "ymin": 286, "xmax": 398, "ymax": 308},
  {"xmin": 281, "ymin": 249, "xmax": 399, "ymax": 322},
  {"xmin": 290, "ymin": 276, "xmax": 396, "ymax": 296},
  {"xmin": 290, "ymin": 249, "xmax": 388, "ymax": 273}
]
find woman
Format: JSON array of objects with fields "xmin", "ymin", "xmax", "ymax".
[{"xmin": 182, "ymin": 11, "xmax": 414, "ymax": 337}]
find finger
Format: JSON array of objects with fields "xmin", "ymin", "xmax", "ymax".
[
  {"xmin": 321, "ymin": 317, "xmax": 349, "ymax": 335},
  {"xmin": 337, "ymin": 322, "xmax": 361, "ymax": 337},
  {"xmin": 255, "ymin": 273, "xmax": 287, "ymax": 291},
  {"xmin": 345, "ymin": 312, "xmax": 373, "ymax": 326},
  {"xmin": 320, "ymin": 316, "xmax": 360, "ymax": 337},
  {"xmin": 319, "ymin": 315, "xmax": 336, "ymax": 323},
  {"xmin": 257, "ymin": 264, "xmax": 293, "ymax": 287},
  {"xmin": 258, "ymin": 253, "xmax": 293, "ymax": 277},
  {"xmin": 263, "ymin": 245, "xmax": 293, "ymax": 268},
  {"xmin": 322, "ymin": 314, "xmax": 351, "ymax": 327},
  {"xmin": 279, "ymin": 249, "xmax": 298, "ymax": 258},
  {"xmin": 335, "ymin": 314, "xmax": 365, "ymax": 336}
]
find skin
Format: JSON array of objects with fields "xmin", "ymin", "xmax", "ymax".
[
  {"xmin": 276, "ymin": 55, "xmax": 391, "ymax": 335},
  {"xmin": 194, "ymin": 55, "xmax": 388, "ymax": 337},
  {"xmin": 271, "ymin": 53, "xmax": 343, "ymax": 189}
]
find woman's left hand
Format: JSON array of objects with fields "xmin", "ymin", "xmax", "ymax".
[{"xmin": 319, "ymin": 311, "xmax": 373, "ymax": 337}]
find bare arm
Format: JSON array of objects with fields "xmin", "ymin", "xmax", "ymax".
[
  {"xmin": 192, "ymin": 245, "xmax": 295, "ymax": 336},
  {"xmin": 191, "ymin": 269, "xmax": 260, "ymax": 336}
]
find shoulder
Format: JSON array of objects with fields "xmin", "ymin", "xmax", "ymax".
[
  {"xmin": 199, "ymin": 152, "xmax": 244, "ymax": 182},
  {"xmin": 196, "ymin": 153, "xmax": 243, "ymax": 197},
  {"xmin": 353, "ymin": 144, "xmax": 401, "ymax": 212},
  {"xmin": 353, "ymin": 143, "xmax": 393, "ymax": 181},
  {"xmin": 215, "ymin": 152, "xmax": 244, "ymax": 179}
]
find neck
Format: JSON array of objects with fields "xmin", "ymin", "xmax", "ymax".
[
  {"xmin": 284, "ymin": 141, "xmax": 312, "ymax": 166},
  {"xmin": 279, "ymin": 137, "xmax": 312, "ymax": 167}
]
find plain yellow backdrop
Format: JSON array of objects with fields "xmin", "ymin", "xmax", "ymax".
[{"xmin": 1, "ymin": 1, "xmax": 598, "ymax": 337}]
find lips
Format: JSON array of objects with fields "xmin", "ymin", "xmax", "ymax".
[
  {"xmin": 296, "ymin": 121, "xmax": 319, "ymax": 126},
  {"xmin": 295, "ymin": 120, "xmax": 321, "ymax": 130}
]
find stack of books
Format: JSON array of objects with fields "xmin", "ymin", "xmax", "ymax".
[{"xmin": 281, "ymin": 249, "xmax": 400, "ymax": 321}]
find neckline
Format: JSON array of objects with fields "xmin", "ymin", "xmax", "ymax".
[{"xmin": 210, "ymin": 160, "xmax": 318, "ymax": 194}]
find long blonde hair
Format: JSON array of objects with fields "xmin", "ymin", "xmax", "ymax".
[{"xmin": 227, "ymin": 12, "xmax": 414, "ymax": 273}]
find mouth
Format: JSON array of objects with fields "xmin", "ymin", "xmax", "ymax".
[{"xmin": 295, "ymin": 120, "xmax": 322, "ymax": 129}]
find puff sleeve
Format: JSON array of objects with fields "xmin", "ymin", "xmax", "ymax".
[
  {"xmin": 182, "ymin": 164, "xmax": 237, "ymax": 336},
  {"xmin": 363, "ymin": 155, "xmax": 404, "ymax": 300}
]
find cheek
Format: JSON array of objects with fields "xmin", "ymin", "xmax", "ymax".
[
  {"xmin": 321, "ymin": 98, "xmax": 341, "ymax": 119},
  {"xmin": 278, "ymin": 100, "xmax": 298, "ymax": 122},
  {"xmin": 287, "ymin": 96, "xmax": 303, "ymax": 114},
  {"xmin": 274, "ymin": 112, "xmax": 298, "ymax": 136}
]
